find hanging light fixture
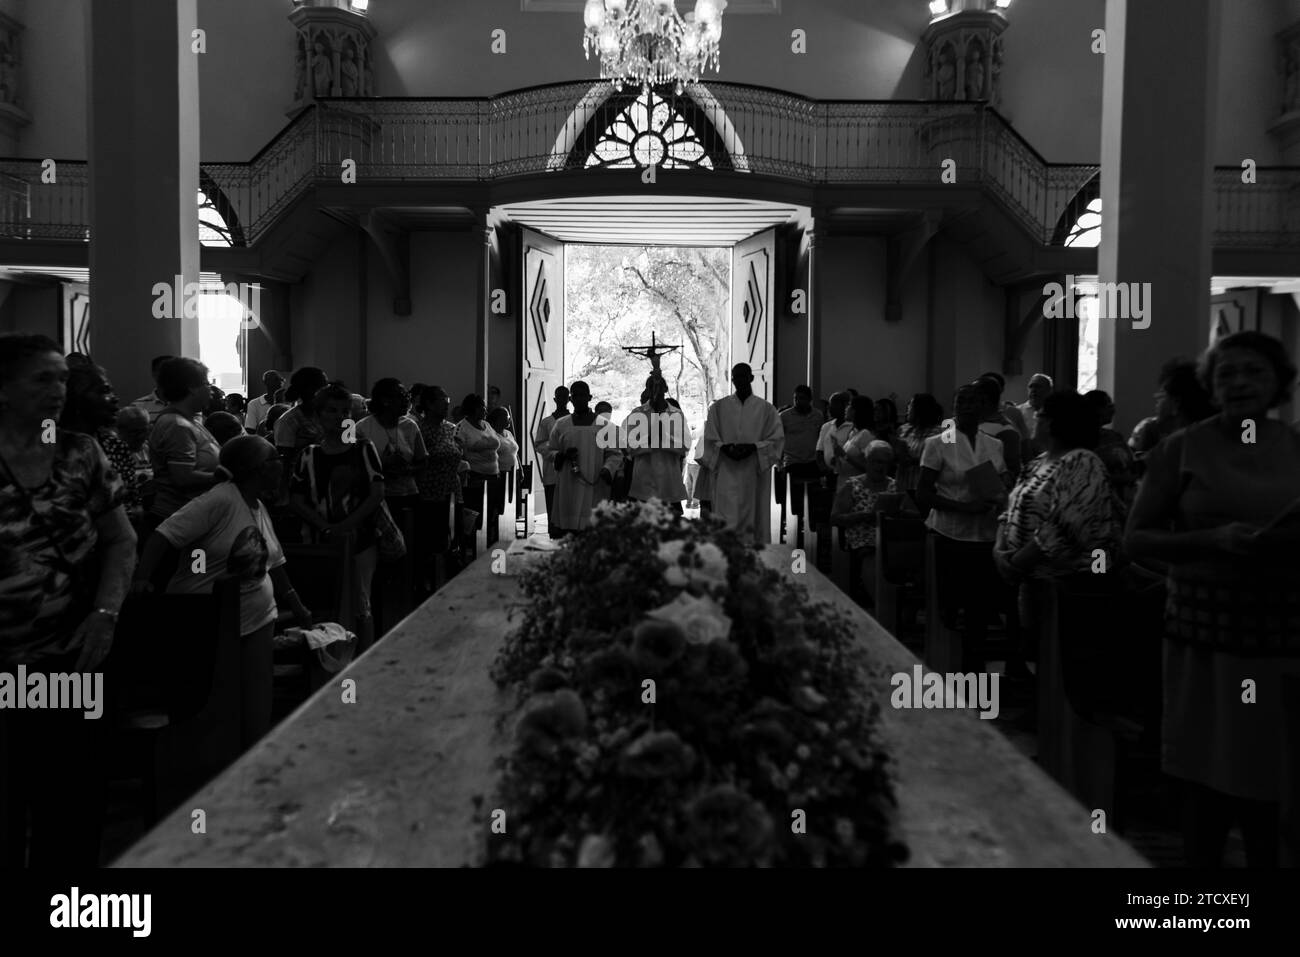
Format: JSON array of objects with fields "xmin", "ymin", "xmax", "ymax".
[{"xmin": 583, "ymin": 0, "xmax": 727, "ymax": 95}]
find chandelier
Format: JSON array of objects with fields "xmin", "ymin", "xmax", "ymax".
[{"xmin": 583, "ymin": 0, "xmax": 728, "ymax": 95}]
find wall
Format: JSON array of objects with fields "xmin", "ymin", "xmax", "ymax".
[
  {"xmin": 0, "ymin": 279, "xmax": 58, "ymax": 338},
  {"xmin": 11, "ymin": 0, "xmax": 1288, "ymax": 166}
]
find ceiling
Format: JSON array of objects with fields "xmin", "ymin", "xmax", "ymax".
[{"xmin": 496, "ymin": 195, "xmax": 805, "ymax": 246}]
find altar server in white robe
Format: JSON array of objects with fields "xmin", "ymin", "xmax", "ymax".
[
  {"xmin": 621, "ymin": 374, "xmax": 691, "ymax": 512},
  {"xmin": 548, "ymin": 381, "xmax": 624, "ymax": 536},
  {"xmin": 702, "ymin": 363, "xmax": 785, "ymax": 544}
]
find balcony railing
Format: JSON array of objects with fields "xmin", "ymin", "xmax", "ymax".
[{"xmin": 0, "ymin": 82, "xmax": 1295, "ymax": 251}]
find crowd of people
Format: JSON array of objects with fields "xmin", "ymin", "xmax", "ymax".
[{"xmin": 1, "ymin": 328, "xmax": 1297, "ymax": 868}]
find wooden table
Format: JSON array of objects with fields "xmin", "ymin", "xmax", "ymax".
[{"xmin": 115, "ymin": 545, "xmax": 1147, "ymax": 867}]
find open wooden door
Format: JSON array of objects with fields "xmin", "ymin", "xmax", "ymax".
[
  {"xmin": 732, "ymin": 228, "xmax": 775, "ymax": 402},
  {"xmin": 519, "ymin": 226, "xmax": 565, "ymax": 537}
]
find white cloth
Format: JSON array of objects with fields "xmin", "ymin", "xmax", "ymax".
[
  {"xmin": 817, "ymin": 419, "xmax": 854, "ymax": 471},
  {"xmin": 496, "ymin": 428, "xmax": 519, "ymax": 472},
  {"xmin": 548, "ymin": 415, "xmax": 624, "ymax": 531},
  {"xmin": 623, "ymin": 403, "xmax": 690, "ymax": 503},
  {"xmin": 534, "ymin": 414, "xmax": 561, "ymax": 486},
  {"xmin": 702, "ymin": 394, "xmax": 784, "ymax": 544},
  {"xmin": 286, "ymin": 621, "xmax": 353, "ymax": 651},
  {"xmin": 244, "ymin": 394, "xmax": 274, "ymax": 432},
  {"xmin": 919, "ymin": 430, "xmax": 1005, "ymax": 542},
  {"xmin": 838, "ymin": 427, "xmax": 878, "ymax": 477}
]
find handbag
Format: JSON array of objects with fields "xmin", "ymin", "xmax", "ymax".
[{"xmin": 375, "ymin": 500, "xmax": 407, "ymax": 562}]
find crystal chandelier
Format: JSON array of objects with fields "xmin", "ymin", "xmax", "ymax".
[{"xmin": 583, "ymin": 0, "xmax": 728, "ymax": 95}]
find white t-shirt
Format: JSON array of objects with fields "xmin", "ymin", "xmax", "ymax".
[
  {"xmin": 919, "ymin": 430, "xmax": 1006, "ymax": 542},
  {"xmin": 245, "ymin": 394, "xmax": 275, "ymax": 432},
  {"xmin": 456, "ymin": 418, "xmax": 501, "ymax": 475},
  {"xmin": 817, "ymin": 419, "xmax": 855, "ymax": 471},
  {"xmin": 157, "ymin": 482, "xmax": 287, "ymax": 636}
]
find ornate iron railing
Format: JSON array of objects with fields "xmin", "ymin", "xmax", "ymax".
[{"xmin": 0, "ymin": 82, "xmax": 1294, "ymax": 251}]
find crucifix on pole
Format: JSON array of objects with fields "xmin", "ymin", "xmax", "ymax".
[{"xmin": 621, "ymin": 330, "xmax": 681, "ymax": 379}]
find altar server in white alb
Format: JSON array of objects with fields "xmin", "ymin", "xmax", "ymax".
[
  {"xmin": 548, "ymin": 381, "xmax": 624, "ymax": 536},
  {"xmin": 702, "ymin": 363, "xmax": 784, "ymax": 544},
  {"xmin": 620, "ymin": 373, "xmax": 691, "ymax": 512}
]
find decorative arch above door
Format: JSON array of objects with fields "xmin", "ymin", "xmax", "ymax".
[{"xmin": 548, "ymin": 82, "xmax": 748, "ymax": 172}]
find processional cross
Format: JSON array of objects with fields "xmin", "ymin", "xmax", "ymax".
[{"xmin": 621, "ymin": 330, "xmax": 681, "ymax": 377}]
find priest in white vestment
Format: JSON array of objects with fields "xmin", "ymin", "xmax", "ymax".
[{"xmin": 702, "ymin": 363, "xmax": 785, "ymax": 544}]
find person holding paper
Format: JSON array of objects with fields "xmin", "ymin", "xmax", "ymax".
[
  {"xmin": 1125, "ymin": 331, "xmax": 1300, "ymax": 868},
  {"xmin": 916, "ymin": 383, "xmax": 1008, "ymax": 671}
]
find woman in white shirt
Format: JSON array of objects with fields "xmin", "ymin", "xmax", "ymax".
[
  {"xmin": 486, "ymin": 407, "xmax": 518, "ymax": 527},
  {"xmin": 455, "ymin": 393, "xmax": 500, "ymax": 535},
  {"xmin": 835, "ymin": 395, "xmax": 878, "ymax": 478}
]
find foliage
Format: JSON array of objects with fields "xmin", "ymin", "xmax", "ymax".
[
  {"xmin": 483, "ymin": 500, "xmax": 907, "ymax": 868},
  {"xmin": 566, "ymin": 246, "xmax": 730, "ymax": 426}
]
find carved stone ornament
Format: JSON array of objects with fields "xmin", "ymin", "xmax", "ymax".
[
  {"xmin": 922, "ymin": 9, "xmax": 1008, "ymax": 106},
  {"xmin": 287, "ymin": 2, "xmax": 378, "ymax": 116}
]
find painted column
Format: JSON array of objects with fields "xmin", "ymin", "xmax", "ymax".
[
  {"xmin": 86, "ymin": 0, "xmax": 200, "ymax": 400},
  {"xmin": 1096, "ymin": 0, "xmax": 1221, "ymax": 435}
]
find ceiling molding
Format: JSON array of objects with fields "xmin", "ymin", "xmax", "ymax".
[{"xmin": 522, "ymin": 0, "xmax": 780, "ymax": 13}]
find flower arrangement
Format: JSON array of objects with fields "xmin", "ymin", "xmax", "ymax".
[{"xmin": 485, "ymin": 499, "xmax": 907, "ymax": 867}]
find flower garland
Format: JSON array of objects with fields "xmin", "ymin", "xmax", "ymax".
[{"xmin": 485, "ymin": 499, "xmax": 907, "ymax": 867}]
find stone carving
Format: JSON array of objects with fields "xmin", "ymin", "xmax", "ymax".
[
  {"xmin": 0, "ymin": 40, "xmax": 19, "ymax": 107},
  {"xmin": 313, "ymin": 40, "xmax": 332, "ymax": 97},
  {"xmin": 922, "ymin": 13, "xmax": 1006, "ymax": 105},
  {"xmin": 966, "ymin": 47, "xmax": 986, "ymax": 100},
  {"xmin": 294, "ymin": 37, "xmax": 307, "ymax": 102},
  {"xmin": 936, "ymin": 45, "xmax": 956, "ymax": 100},
  {"xmin": 341, "ymin": 47, "xmax": 359, "ymax": 96},
  {"xmin": 288, "ymin": 6, "xmax": 377, "ymax": 110}
]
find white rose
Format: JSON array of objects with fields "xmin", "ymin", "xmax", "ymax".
[
  {"xmin": 647, "ymin": 592, "xmax": 732, "ymax": 645},
  {"xmin": 577, "ymin": 834, "xmax": 616, "ymax": 868}
]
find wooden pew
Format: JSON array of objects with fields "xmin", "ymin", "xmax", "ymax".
[
  {"xmin": 875, "ymin": 512, "xmax": 926, "ymax": 639},
  {"xmin": 923, "ymin": 531, "xmax": 962, "ymax": 674}
]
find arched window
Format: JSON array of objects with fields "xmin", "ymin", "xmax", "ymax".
[
  {"xmin": 198, "ymin": 173, "xmax": 246, "ymax": 247},
  {"xmin": 567, "ymin": 87, "xmax": 733, "ymax": 171},
  {"xmin": 1064, "ymin": 198, "xmax": 1102, "ymax": 248}
]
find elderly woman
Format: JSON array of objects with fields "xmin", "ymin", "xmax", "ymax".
[
  {"xmin": 133, "ymin": 435, "xmax": 312, "ymax": 753},
  {"xmin": 994, "ymin": 391, "xmax": 1124, "ymax": 681},
  {"xmin": 114, "ymin": 404, "xmax": 155, "ymax": 523},
  {"xmin": 831, "ymin": 441, "xmax": 897, "ymax": 608},
  {"xmin": 147, "ymin": 357, "xmax": 221, "ymax": 539},
  {"xmin": 289, "ymin": 385, "xmax": 385, "ymax": 653},
  {"xmin": 1126, "ymin": 331, "xmax": 1300, "ymax": 868},
  {"xmin": 0, "ymin": 334, "xmax": 136, "ymax": 868}
]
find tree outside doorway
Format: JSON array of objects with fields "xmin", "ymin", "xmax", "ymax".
[{"xmin": 565, "ymin": 245, "xmax": 730, "ymax": 436}]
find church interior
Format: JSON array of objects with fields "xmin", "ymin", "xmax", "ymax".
[{"xmin": 0, "ymin": 0, "xmax": 1298, "ymax": 881}]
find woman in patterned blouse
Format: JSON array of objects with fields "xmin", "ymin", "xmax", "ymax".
[
  {"xmin": 994, "ymin": 390, "xmax": 1123, "ymax": 684},
  {"xmin": 0, "ymin": 334, "xmax": 136, "ymax": 868}
]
